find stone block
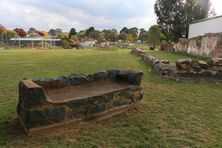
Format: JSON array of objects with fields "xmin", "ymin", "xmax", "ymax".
[
  {"xmin": 19, "ymin": 80, "xmax": 47, "ymax": 108},
  {"xmin": 68, "ymin": 73, "xmax": 89, "ymax": 85},
  {"xmin": 207, "ymin": 58, "xmax": 222, "ymax": 67},
  {"xmin": 68, "ymin": 99, "xmax": 88, "ymax": 109},
  {"xmin": 25, "ymin": 106, "xmax": 65, "ymax": 128},
  {"xmin": 117, "ymin": 69, "xmax": 143, "ymax": 85},
  {"xmin": 176, "ymin": 58, "xmax": 192, "ymax": 71},
  {"xmin": 92, "ymin": 71, "xmax": 108, "ymax": 81}
]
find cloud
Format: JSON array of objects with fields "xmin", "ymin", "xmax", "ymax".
[{"xmin": 0, "ymin": 0, "xmax": 157, "ymax": 31}]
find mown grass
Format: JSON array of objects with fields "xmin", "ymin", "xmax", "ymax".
[{"xmin": 0, "ymin": 49, "xmax": 222, "ymax": 147}]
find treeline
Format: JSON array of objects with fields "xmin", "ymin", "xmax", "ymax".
[{"xmin": 0, "ymin": 24, "xmax": 166, "ymax": 48}]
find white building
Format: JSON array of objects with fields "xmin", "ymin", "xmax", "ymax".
[{"xmin": 188, "ymin": 15, "xmax": 222, "ymax": 38}]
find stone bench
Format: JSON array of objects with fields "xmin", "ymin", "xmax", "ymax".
[{"xmin": 17, "ymin": 69, "xmax": 143, "ymax": 135}]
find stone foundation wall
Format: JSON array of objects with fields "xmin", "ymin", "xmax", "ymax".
[
  {"xmin": 17, "ymin": 69, "xmax": 143, "ymax": 134},
  {"xmin": 174, "ymin": 33, "xmax": 222, "ymax": 57},
  {"xmin": 131, "ymin": 48, "xmax": 222, "ymax": 82}
]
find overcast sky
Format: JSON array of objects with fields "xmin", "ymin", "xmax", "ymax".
[{"xmin": 0, "ymin": 0, "xmax": 222, "ymax": 32}]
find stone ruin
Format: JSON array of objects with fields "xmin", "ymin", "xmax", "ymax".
[
  {"xmin": 131, "ymin": 48, "xmax": 222, "ymax": 82},
  {"xmin": 17, "ymin": 69, "xmax": 143, "ymax": 135},
  {"xmin": 174, "ymin": 33, "xmax": 222, "ymax": 57}
]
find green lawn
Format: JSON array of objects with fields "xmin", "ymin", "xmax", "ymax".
[
  {"xmin": 145, "ymin": 50, "xmax": 210, "ymax": 63},
  {"xmin": 0, "ymin": 49, "xmax": 222, "ymax": 147}
]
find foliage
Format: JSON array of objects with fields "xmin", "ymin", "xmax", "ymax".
[
  {"xmin": 154, "ymin": 0, "xmax": 213, "ymax": 42},
  {"xmin": 138, "ymin": 28, "xmax": 148, "ymax": 43},
  {"xmin": 27, "ymin": 28, "xmax": 36, "ymax": 34},
  {"xmin": 86, "ymin": 27, "xmax": 95, "ymax": 37},
  {"xmin": 126, "ymin": 34, "xmax": 134, "ymax": 42},
  {"xmin": 0, "ymin": 30, "xmax": 17, "ymax": 41},
  {"xmin": 48, "ymin": 28, "xmax": 62, "ymax": 38},
  {"xmin": 69, "ymin": 28, "xmax": 77, "ymax": 39},
  {"xmin": 103, "ymin": 29, "xmax": 118, "ymax": 42},
  {"xmin": 0, "ymin": 24, "xmax": 6, "ymax": 34},
  {"xmin": 147, "ymin": 25, "xmax": 164, "ymax": 46},
  {"xmin": 118, "ymin": 31, "xmax": 127, "ymax": 41},
  {"xmin": 119, "ymin": 27, "xmax": 138, "ymax": 42},
  {"xmin": 14, "ymin": 28, "xmax": 27, "ymax": 37}
]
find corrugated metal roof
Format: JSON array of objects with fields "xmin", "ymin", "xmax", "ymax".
[{"xmin": 10, "ymin": 38, "xmax": 61, "ymax": 41}]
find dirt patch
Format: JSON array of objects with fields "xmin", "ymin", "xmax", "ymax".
[{"xmin": 46, "ymin": 80, "xmax": 130, "ymax": 102}]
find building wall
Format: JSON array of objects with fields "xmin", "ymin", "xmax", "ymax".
[
  {"xmin": 188, "ymin": 16, "xmax": 222, "ymax": 38},
  {"xmin": 174, "ymin": 33, "xmax": 222, "ymax": 57}
]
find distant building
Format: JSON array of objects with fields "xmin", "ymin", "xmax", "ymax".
[
  {"xmin": 10, "ymin": 37, "xmax": 62, "ymax": 48},
  {"xmin": 79, "ymin": 41, "xmax": 96, "ymax": 47},
  {"xmin": 188, "ymin": 15, "xmax": 222, "ymax": 38}
]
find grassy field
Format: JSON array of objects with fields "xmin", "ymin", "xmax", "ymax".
[{"xmin": 0, "ymin": 49, "xmax": 222, "ymax": 147}]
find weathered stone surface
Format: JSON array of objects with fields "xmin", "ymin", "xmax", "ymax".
[
  {"xmin": 107, "ymin": 68, "xmax": 121, "ymax": 79},
  {"xmin": 211, "ymin": 66, "xmax": 222, "ymax": 71},
  {"xmin": 199, "ymin": 70, "xmax": 216, "ymax": 78},
  {"xmin": 19, "ymin": 80, "xmax": 47, "ymax": 108},
  {"xmin": 198, "ymin": 60, "xmax": 209, "ymax": 69},
  {"xmin": 26, "ymin": 106, "xmax": 65, "ymax": 128},
  {"xmin": 68, "ymin": 99, "xmax": 88, "ymax": 109},
  {"xmin": 176, "ymin": 58, "xmax": 192, "ymax": 71},
  {"xmin": 177, "ymin": 70, "xmax": 197, "ymax": 78},
  {"xmin": 33, "ymin": 78, "xmax": 68, "ymax": 89},
  {"xmin": 207, "ymin": 58, "xmax": 222, "ymax": 67},
  {"xmin": 160, "ymin": 59, "xmax": 170, "ymax": 64},
  {"xmin": 68, "ymin": 73, "xmax": 89, "ymax": 85},
  {"xmin": 174, "ymin": 33, "xmax": 222, "ymax": 57},
  {"xmin": 117, "ymin": 69, "xmax": 143, "ymax": 85},
  {"xmin": 92, "ymin": 71, "xmax": 108, "ymax": 81}
]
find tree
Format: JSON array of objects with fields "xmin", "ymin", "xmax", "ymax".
[
  {"xmin": 103, "ymin": 29, "xmax": 118, "ymax": 42},
  {"xmin": 69, "ymin": 28, "xmax": 77, "ymax": 38},
  {"xmin": 1, "ymin": 30, "xmax": 17, "ymax": 42},
  {"xmin": 120, "ymin": 27, "xmax": 128, "ymax": 34},
  {"xmin": 14, "ymin": 28, "xmax": 27, "ymax": 37},
  {"xmin": 0, "ymin": 24, "xmax": 6, "ymax": 34},
  {"xmin": 86, "ymin": 27, "xmax": 95, "ymax": 37},
  {"xmin": 48, "ymin": 29, "xmax": 56, "ymax": 36},
  {"xmin": 154, "ymin": 0, "xmax": 213, "ymax": 41},
  {"xmin": 147, "ymin": 25, "xmax": 164, "ymax": 47},
  {"xmin": 97, "ymin": 32, "xmax": 105, "ymax": 43},
  {"xmin": 126, "ymin": 34, "xmax": 134, "ymax": 42},
  {"xmin": 138, "ymin": 28, "xmax": 148, "ymax": 43},
  {"xmin": 28, "ymin": 28, "xmax": 36, "ymax": 34},
  {"xmin": 128, "ymin": 27, "xmax": 138, "ymax": 42},
  {"xmin": 118, "ymin": 31, "xmax": 127, "ymax": 41},
  {"xmin": 78, "ymin": 30, "xmax": 86, "ymax": 39}
]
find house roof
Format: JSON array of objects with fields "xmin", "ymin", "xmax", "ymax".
[
  {"xmin": 10, "ymin": 38, "xmax": 61, "ymax": 41},
  {"xmin": 190, "ymin": 15, "xmax": 222, "ymax": 24}
]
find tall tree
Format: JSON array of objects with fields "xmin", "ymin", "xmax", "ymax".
[
  {"xmin": 69, "ymin": 28, "xmax": 77, "ymax": 38},
  {"xmin": 118, "ymin": 31, "xmax": 127, "ymax": 41},
  {"xmin": 148, "ymin": 25, "xmax": 164, "ymax": 47},
  {"xmin": 138, "ymin": 28, "xmax": 148, "ymax": 43},
  {"xmin": 103, "ymin": 29, "xmax": 118, "ymax": 42},
  {"xmin": 128, "ymin": 27, "xmax": 138, "ymax": 42},
  {"xmin": 154, "ymin": 0, "xmax": 213, "ymax": 41},
  {"xmin": 86, "ymin": 27, "xmax": 95, "ymax": 37}
]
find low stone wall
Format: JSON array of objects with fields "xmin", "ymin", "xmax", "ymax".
[
  {"xmin": 131, "ymin": 48, "xmax": 222, "ymax": 82},
  {"xmin": 174, "ymin": 33, "xmax": 222, "ymax": 57},
  {"xmin": 17, "ymin": 69, "xmax": 143, "ymax": 135}
]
